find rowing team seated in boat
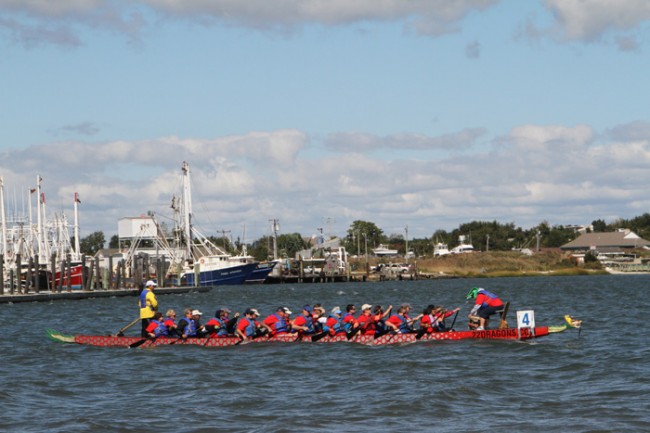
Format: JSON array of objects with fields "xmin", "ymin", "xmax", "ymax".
[{"xmin": 143, "ymin": 302, "xmax": 462, "ymax": 341}]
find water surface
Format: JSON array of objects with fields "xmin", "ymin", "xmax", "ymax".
[{"xmin": 1, "ymin": 275, "xmax": 648, "ymax": 432}]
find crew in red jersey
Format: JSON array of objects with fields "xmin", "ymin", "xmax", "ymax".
[
  {"xmin": 262, "ymin": 307, "xmax": 292, "ymax": 336},
  {"xmin": 373, "ymin": 305, "xmax": 393, "ymax": 336},
  {"xmin": 433, "ymin": 305, "xmax": 460, "ymax": 331},
  {"xmin": 205, "ymin": 308, "xmax": 239, "ymax": 337},
  {"xmin": 236, "ymin": 308, "xmax": 271, "ymax": 341},
  {"xmin": 386, "ymin": 306, "xmax": 417, "ymax": 334},
  {"xmin": 341, "ymin": 304, "xmax": 358, "ymax": 333},
  {"xmin": 324, "ymin": 306, "xmax": 346, "ymax": 336},
  {"xmin": 356, "ymin": 304, "xmax": 376, "ymax": 336},
  {"xmin": 163, "ymin": 309, "xmax": 178, "ymax": 336},
  {"xmin": 291, "ymin": 305, "xmax": 315, "ymax": 334},
  {"xmin": 466, "ymin": 287, "xmax": 505, "ymax": 330},
  {"xmin": 145, "ymin": 312, "xmax": 168, "ymax": 338},
  {"xmin": 418, "ymin": 305, "xmax": 438, "ymax": 334}
]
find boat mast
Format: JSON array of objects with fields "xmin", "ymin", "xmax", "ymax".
[
  {"xmin": 36, "ymin": 175, "xmax": 44, "ymax": 262},
  {"xmin": 0, "ymin": 176, "xmax": 6, "ymax": 257},
  {"xmin": 73, "ymin": 192, "xmax": 81, "ymax": 260},
  {"xmin": 181, "ymin": 161, "xmax": 193, "ymax": 260}
]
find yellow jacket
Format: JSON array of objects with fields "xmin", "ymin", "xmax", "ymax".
[{"xmin": 139, "ymin": 288, "xmax": 158, "ymax": 319}]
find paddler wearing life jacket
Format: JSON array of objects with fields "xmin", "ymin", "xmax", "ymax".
[
  {"xmin": 144, "ymin": 311, "xmax": 168, "ymax": 338},
  {"xmin": 324, "ymin": 306, "xmax": 346, "ymax": 336},
  {"xmin": 386, "ymin": 306, "xmax": 418, "ymax": 334},
  {"xmin": 355, "ymin": 304, "xmax": 374, "ymax": 335},
  {"xmin": 342, "ymin": 304, "xmax": 359, "ymax": 333},
  {"xmin": 236, "ymin": 308, "xmax": 271, "ymax": 341},
  {"xmin": 291, "ymin": 305, "xmax": 315, "ymax": 334},
  {"xmin": 312, "ymin": 305, "xmax": 327, "ymax": 332},
  {"xmin": 372, "ymin": 304, "xmax": 392, "ymax": 337},
  {"xmin": 177, "ymin": 308, "xmax": 205, "ymax": 338},
  {"xmin": 139, "ymin": 280, "xmax": 159, "ymax": 337},
  {"xmin": 262, "ymin": 307, "xmax": 291, "ymax": 336},
  {"xmin": 466, "ymin": 287, "xmax": 505, "ymax": 330},
  {"xmin": 418, "ymin": 305, "xmax": 438, "ymax": 334},
  {"xmin": 205, "ymin": 307, "xmax": 239, "ymax": 337},
  {"xmin": 163, "ymin": 309, "xmax": 178, "ymax": 336}
]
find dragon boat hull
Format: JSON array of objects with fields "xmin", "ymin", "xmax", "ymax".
[{"xmin": 47, "ymin": 326, "xmax": 556, "ymax": 348}]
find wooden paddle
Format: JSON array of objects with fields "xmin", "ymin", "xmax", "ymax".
[
  {"xmin": 115, "ymin": 318, "xmax": 141, "ymax": 337},
  {"xmin": 448, "ymin": 310, "xmax": 459, "ymax": 331}
]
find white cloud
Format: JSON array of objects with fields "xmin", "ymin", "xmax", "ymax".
[
  {"xmin": 325, "ymin": 128, "xmax": 486, "ymax": 153},
  {"xmin": 0, "ymin": 0, "xmax": 498, "ymax": 46},
  {"xmin": 544, "ymin": 0, "xmax": 650, "ymax": 42},
  {"xmin": 1, "ymin": 122, "xmax": 650, "ymax": 240}
]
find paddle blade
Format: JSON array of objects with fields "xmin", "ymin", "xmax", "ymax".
[
  {"xmin": 129, "ymin": 338, "xmax": 150, "ymax": 348},
  {"xmin": 311, "ymin": 331, "xmax": 329, "ymax": 342}
]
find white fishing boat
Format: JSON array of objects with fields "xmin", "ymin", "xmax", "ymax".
[
  {"xmin": 174, "ymin": 162, "xmax": 258, "ymax": 286},
  {"xmin": 434, "ymin": 242, "xmax": 450, "ymax": 257},
  {"xmin": 372, "ymin": 244, "xmax": 398, "ymax": 257},
  {"xmin": 450, "ymin": 235, "xmax": 475, "ymax": 254}
]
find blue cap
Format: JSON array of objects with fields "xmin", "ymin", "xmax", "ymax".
[{"xmin": 303, "ymin": 305, "xmax": 313, "ymax": 313}]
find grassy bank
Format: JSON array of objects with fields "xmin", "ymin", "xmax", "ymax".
[{"xmin": 350, "ymin": 251, "xmax": 607, "ymax": 279}]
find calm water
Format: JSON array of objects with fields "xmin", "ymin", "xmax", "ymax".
[{"xmin": 1, "ymin": 275, "xmax": 649, "ymax": 432}]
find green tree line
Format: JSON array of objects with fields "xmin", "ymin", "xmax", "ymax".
[{"xmin": 76, "ymin": 212, "xmax": 650, "ymax": 259}]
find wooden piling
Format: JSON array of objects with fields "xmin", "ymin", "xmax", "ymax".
[
  {"xmin": 95, "ymin": 256, "xmax": 101, "ymax": 290},
  {"xmin": 66, "ymin": 254, "xmax": 72, "ymax": 292},
  {"xmin": 16, "ymin": 253, "xmax": 22, "ymax": 294},
  {"xmin": 50, "ymin": 254, "xmax": 57, "ymax": 293},
  {"xmin": 34, "ymin": 255, "xmax": 40, "ymax": 294},
  {"xmin": 0, "ymin": 254, "xmax": 4, "ymax": 295},
  {"xmin": 87, "ymin": 259, "xmax": 94, "ymax": 291},
  {"xmin": 108, "ymin": 256, "xmax": 114, "ymax": 289},
  {"xmin": 9, "ymin": 268, "xmax": 15, "ymax": 294},
  {"xmin": 26, "ymin": 257, "xmax": 33, "ymax": 293}
]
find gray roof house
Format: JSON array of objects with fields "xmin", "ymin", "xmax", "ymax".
[{"xmin": 560, "ymin": 230, "xmax": 650, "ymax": 253}]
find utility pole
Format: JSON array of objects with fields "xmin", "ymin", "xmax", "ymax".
[
  {"xmin": 218, "ymin": 229, "xmax": 231, "ymax": 251},
  {"xmin": 269, "ymin": 219, "xmax": 279, "ymax": 260},
  {"xmin": 405, "ymin": 225, "xmax": 409, "ymax": 261}
]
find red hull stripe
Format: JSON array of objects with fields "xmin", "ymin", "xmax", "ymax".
[{"xmin": 72, "ymin": 327, "xmax": 550, "ymax": 347}]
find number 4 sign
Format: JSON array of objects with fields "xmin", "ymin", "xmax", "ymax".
[{"xmin": 517, "ymin": 310, "xmax": 536, "ymax": 329}]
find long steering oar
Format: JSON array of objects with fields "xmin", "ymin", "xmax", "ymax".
[{"xmin": 115, "ymin": 318, "xmax": 141, "ymax": 337}]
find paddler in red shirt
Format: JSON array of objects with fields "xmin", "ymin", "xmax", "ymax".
[
  {"xmin": 236, "ymin": 308, "xmax": 271, "ymax": 341},
  {"xmin": 386, "ymin": 306, "xmax": 419, "ymax": 334},
  {"xmin": 466, "ymin": 287, "xmax": 505, "ymax": 330},
  {"xmin": 373, "ymin": 304, "xmax": 393, "ymax": 336},
  {"xmin": 342, "ymin": 304, "xmax": 358, "ymax": 332},
  {"xmin": 291, "ymin": 305, "xmax": 315, "ymax": 334},
  {"xmin": 262, "ymin": 307, "xmax": 291, "ymax": 336},
  {"xmin": 324, "ymin": 306, "xmax": 346, "ymax": 336},
  {"xmin": 356, "ymin": 304, "xmax": 376, "ymax": 336},
  {"xmin": 433, "ymin": 305, "xmax": 461, "ymax": 331}
]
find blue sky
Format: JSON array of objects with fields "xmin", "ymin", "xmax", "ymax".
[{"xmin": 1, "ymin": 0, "xmax": 650, "ymax": 245}]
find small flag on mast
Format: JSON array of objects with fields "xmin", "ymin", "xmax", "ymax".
[{"xmin": 74, "ymin": 192, "xmax": 81, "ymax": 203}]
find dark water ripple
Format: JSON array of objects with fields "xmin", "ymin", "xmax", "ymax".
[{"xmin": 1, "ymin": 275, "xmax": 649, "ymax": 432}]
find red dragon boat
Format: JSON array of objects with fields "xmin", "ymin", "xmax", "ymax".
[{"xmin": 46, "ymin": 316, "xmax": 580, "ymax": 348}]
